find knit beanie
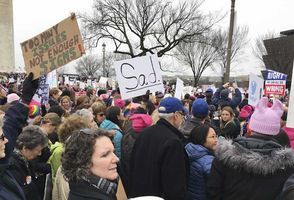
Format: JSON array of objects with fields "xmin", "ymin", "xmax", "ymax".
[
  {"xmin": 130, "ymin": 114, "xmax": 153, "ymax": 133},
  {"xmin": 7, "ymin": 93, "xmax": 20, "ymax": 103},
  {"xmin": 249, "ymin": 97, "xmax": 284, "ymax": 135},
  {"xmin": 114, "ymin": 99, "xmax": 125, "ymax": 110},
  {"xmin": 192, "ymin": 99, "xmax": 209, "ymax": 118},
  {"xmin": 239, "ymin": 105, "xmax": 253, "ymax": 119}
]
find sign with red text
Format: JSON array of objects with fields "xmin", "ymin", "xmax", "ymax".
[
  {"xmin": 114, "ymin": 54, "xmax": 164, "ymax": 100},
  {"xmin": 263, "ymin": 70, "xmax": 287, "ymax": 96},
  {"xmin": 21, "ymin": 14, "xmax": 85, "ymax": 79}
]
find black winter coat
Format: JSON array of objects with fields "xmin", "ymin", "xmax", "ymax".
[
  {"xmin": 9, "ymin": 152, "xmax": 42, "ymax": 200},
  {"xmin": 129, "ymin": 118, "xmax": 188, "ymax": 200},
  {"xmin": 207, "ymin": 135, "xmax": 294, "ymax": 200},
  {"xmin": 0, "ymin": 103, "xmax": 29, "ymax": 200}
]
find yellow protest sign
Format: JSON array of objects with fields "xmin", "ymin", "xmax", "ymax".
[{"xmin": 21, "ymin": 14, "xmax": 85, "ymax": 79}]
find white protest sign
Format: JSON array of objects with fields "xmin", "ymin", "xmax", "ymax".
[
  {"xmin": 174, "ymin": 78, "xmax": 184, "ymax": 100},
  {"xmin": 79, "ymin": 81, "xmax": 86, "ymax": 90},
  {"xmin": 98, "ymin": 77, "xmax": 108, "ymax": 88},
  {"xmin": 87, "ymin": 79, "xmax": 92, "ymax": 87},
  {"xmin": 286, "ymin": 63, "xmax": 294, "ymax": 127},
  {"xmin": 114, "ymin": 54, "xmax": 164, "ymax": 100},
  {"xmin": 46, "ymin": 70, "xmax": 58, "ymax": 88},
  {"xmin": 248, "ymin": 73, "xmax": 264, "ymax": 107}
]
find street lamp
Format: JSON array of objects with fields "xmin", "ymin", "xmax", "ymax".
[{"xmin": 102, "ymin": 42, "xmax": 106, "ymax": 77}]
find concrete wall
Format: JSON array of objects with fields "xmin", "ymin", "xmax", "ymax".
[{"xmin": 0, "ymin": 0, "xmax": 15, "ymax": 72}]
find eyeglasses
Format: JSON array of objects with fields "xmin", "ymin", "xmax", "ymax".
[{"xmin": 0, "ymin": 133, "xmax": 6, "ymax": 141}]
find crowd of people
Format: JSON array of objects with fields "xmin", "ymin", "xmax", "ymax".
[{"xmin": 1, "ymin": 73, "xmax": 294, "ymax": 200}]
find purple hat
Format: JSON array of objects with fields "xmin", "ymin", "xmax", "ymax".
[{"xmin": 249, "ymin": 97, "xmax": 284, "ymax": 135}]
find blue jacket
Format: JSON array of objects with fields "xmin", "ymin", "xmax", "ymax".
[
  {"xmin": 0, "ymin": 102, "xmax": 29, "ymax": 200},
  {"xmin": 185, "ymin": 143, "xmax": 214, "ymax": 200},
  {"xmin": 100, "ymin": 119, "xmax": 123, "ymax": 159}
]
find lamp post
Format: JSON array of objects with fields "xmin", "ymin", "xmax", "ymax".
[
  {"xmin": 102, "ymin": 43, "xmax": 106, "ymax": 77},
  {"xmin": 224, "ymin": 0, "xmax": 236, "ymax": 83}
]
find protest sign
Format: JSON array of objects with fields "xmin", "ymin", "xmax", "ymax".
[
  {"xmin": 174, "ymin": 78, "xmax": 184, "ymax": 100},
  {"xmin": 262, "ymin": 70, "xmax": 287, "ymax": 96},
  {"xmin": 46, "ymin": 70, "xmax": 58, "ymax": 88},
  {"xmin": 21, "ymin": 14, "xmax": 85, "ymax": 79},
  {"xmin": 114, "ymin": 54, "xmax": 164, "ymax": 100},
  {"xmin": 98, "ymin": 77, "xmax": 108, "ymax": 89},
  {"xmin": 32, "ymin": 75, "xmax": 49, "ymax": 105},
  {"xmin": 248, "ymin": 73, "xmax": 264, "ymax": 107}
]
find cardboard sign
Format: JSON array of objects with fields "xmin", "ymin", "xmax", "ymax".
[
  {"xmin": 21, "ymin": 14, "xmax": 85, "ymax": 79},
  {"xmin": 174, "ymin": 78, "xmax": 184, "ymax": 100},
  {"xmin": 263, "ymin": 70, "xmax": 287, "ymax": 96},
  {"xmin": 248, "ymin": 73, "xmax": 264, "ymax": 107},
  {"xmin": 114, "ymin": 54, "xmax": 164, "ymax": 100}
]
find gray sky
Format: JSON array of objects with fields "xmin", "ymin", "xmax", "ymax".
[{"xmin": 13, "ymin": 0, "xmax": 294, "ymax": 76}]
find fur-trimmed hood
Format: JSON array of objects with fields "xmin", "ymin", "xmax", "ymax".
[{"xmin": 215, "ymin": 137, "xmax": 294, "ymax": 175}]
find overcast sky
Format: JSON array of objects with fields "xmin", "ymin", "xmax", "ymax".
[{"xmin": 13, "ymin": 0, "xmax": 294, "ymax": 76}]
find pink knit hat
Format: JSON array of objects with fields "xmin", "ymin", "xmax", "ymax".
[
  {"xmin": 239, "ymin": 105, "xmax": 253, "ymax": 119},
  {"xmin": 114, "ymin": 99, "xmax": 125, "ymax": 110},
  {"xmin": 7, "ymin": 93, "xmax": 20, "ymax": 103},
  {"xmin": 130, "ymin": 114, "xmax": 153, "ymax": 133},
  {"xmin": 249, "ymin": 97, "xmax": 284, "ymax": 135}
]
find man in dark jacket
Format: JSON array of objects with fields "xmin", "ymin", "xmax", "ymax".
[
  {"xmin": 179, "ymin": 98, "xmax": 218, "ymax": 144},
  {"xmin": 212, "ymin": 82, "xmax": 242, "ymax": 111},
  {"xmin": 0, "ymin": 73, "xmax": 39, "ymax": 200},
  {"xmin": 129, "ymin": 97, "xmax": 188, "ymax": 200},
  {"xmin": 207, "ymin": 97, "xmax": 294, "ymax": 200}
]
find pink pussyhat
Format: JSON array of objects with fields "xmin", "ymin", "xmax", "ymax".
[{"xmin": 249, "ymin": 97, "xmax": 284, "ymax": 135}]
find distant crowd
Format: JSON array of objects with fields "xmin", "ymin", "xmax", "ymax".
[{"xmin": 0, "ymin": 73, "xmax": 294, "ymax": 200}]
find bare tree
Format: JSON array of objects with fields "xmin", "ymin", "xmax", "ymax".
[
  {"xmin": 80, "ymin": 0, "xmax": 219, "ymax": 58},
  {"xmin": 252, "ymin": 31, "xmax": 278, "ymax": 66},
  {"xmin": 211, "ymin": 26, "xmax": 249, "ymax": 81},
  {"xmin": 75, "ymin": 55, "xmax": 100, "ymax": 78},
  {"xmin": 174, "ymin": 33, "xmax": 220, "ymax": 87}
]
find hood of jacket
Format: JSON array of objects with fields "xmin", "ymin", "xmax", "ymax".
[
  {"xmin": 215, "ymin": 137, "xmax": 294, "ymax": 175},
  {"xmin": 179, "ymin": 117, "xmax": 203, "ymax": 137},
  {"xmin": 100, "ymin": 119, "xmax": 120, "ymax": 131},
  {"xmin": 185, "ymin": 143, "xmax": 212, "ymax": 162},
  {"xmin": 50, "ymin": 142, "xmax": 63, "ymax": 152}
]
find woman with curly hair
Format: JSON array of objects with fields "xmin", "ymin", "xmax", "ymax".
[{"xmin": 62, "ymin": 128, "xmax": 119, "ymax": 200}]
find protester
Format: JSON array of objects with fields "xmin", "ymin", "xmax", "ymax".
[
  {"xmin": 207, "ymin": 97, "xmax": 294, "ymax": 200},
  {"xmin": 180, "ymin": 98, "xmax": 210, "ymax": 144},
  {"xmin": 185, "ymin": 124, "xmax": 217, "ymax": 200},
  {"xmin": 100, "ymin": 106, "xmax": 124, "ymax": 158},
  {"xmin": 219, "ymin": 106, "xmax": 241, "ymax": 139},
  {"xmin": 59, "ymin": 95, "xmax": 72, "ymax": 116},
  {"xmin": 62, "ymin": 128, "xmax": 119, "ymax": 200},
  {"xmin": 120, "ymin": 111, "xmax": 153, "ymax": 197},
  {"xmin": 49, "ymin": 88, "xmax": 62, "ymax": 107},
  {"xmin": 91, "ymin": 101, "xmax": 107, "ymax": 127},
  {"xmin": 75, "ymin": 108, "xmax": 98, "ymax": 129},
  {"xmin": 0, "ymin": 73, "xmax": 39, "ymax": 199},
  {"xmin": 9, "ymin": 126, "xmax": 48, "ymax": 200},
  {"xmin": 74, "ymin": 95, "xmax": 90, "ymax": 110},
  {"xmin": 51, "ymin": 115, "xmax": 90, "ymax": 200},
  {"xmin": 129, "ymin": 97, "xmax": 188, "ymax": 200}
]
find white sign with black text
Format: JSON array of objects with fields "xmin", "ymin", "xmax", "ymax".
[{"xmin": 114, "ymin": 54, "xmax": 164, "ymax": 100}]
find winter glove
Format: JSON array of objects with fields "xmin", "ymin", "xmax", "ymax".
[{"xmin": 21, "ymin": 73, "xmax": 39, "ymax": 104}]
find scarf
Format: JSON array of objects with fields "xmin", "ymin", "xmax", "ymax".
[{"xmin": 82, "ymin": 175, "xmax": 118, "ymax": 197}]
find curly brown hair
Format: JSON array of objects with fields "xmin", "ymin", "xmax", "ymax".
[
  {"xmin": 61, "ymin": 129, "xmax": 110, "ymax": 182},
  {"xmin": 58, "ymin": 115, "xmax": 89, "ymax": 143}
]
